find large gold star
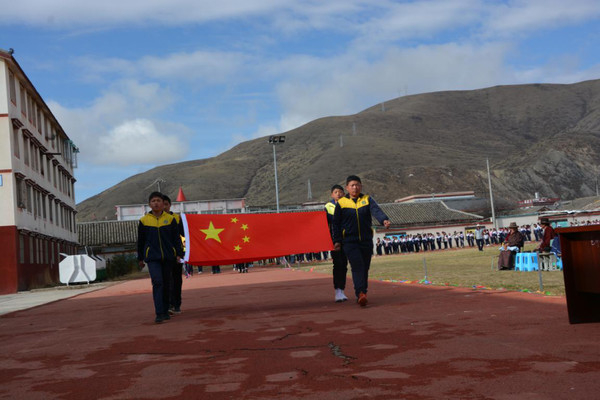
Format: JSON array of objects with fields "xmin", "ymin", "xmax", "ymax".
[{"xmin": 200, "ymin": 221, "xmax": 224, "ymax": 243}]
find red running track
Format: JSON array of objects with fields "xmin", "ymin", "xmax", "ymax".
[{"xmin": 2, "ymin": 266, "xmax": 600, "ymax": 399}]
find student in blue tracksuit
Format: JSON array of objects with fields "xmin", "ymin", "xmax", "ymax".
[
  {"xmin": 137, "ymin": 192, "xmax": 183, "ymax": 324},
  {"xmin": 163, "ymin": 194, "xmax": 185, "ymax": 315},
  {"xmin": 332, "ymin": 175, "xmax": 391, "ymax": 307},
  {"xmin": 325, "ymin": 184, "xmax": 348, "ymax": 303}
]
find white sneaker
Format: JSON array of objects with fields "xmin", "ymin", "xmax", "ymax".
[{"xmin": 335, "ymin": 289, "xmax": 348, "ymax": 302}]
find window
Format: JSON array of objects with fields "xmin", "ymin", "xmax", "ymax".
[
  {"xmin": 19, "ymin": 85, "xmax": 26, "ymax": 116},
  {"xmin": 36, "ymin": 108, "xmax": 42, "ymax": 132},
  {"xmin": 16, "ymin": 177, "xmax": 26, "ymax": 209},
  {"xmin": 32, "ymin": 189, "xmax": 37, "ymax": 218},
  {"xmin": 23, "ymin": 136, "xmax": 29, "ymax": 165},
  {"xmin": 48, "ymin": 197, "xmax": 53, "ymax": 223},
  {"xmin": 12, "ymin": 126, "xmax": 19, "ymax": 158},
  {"xmin": 9, "ymin": 70, "xmax": 17, "ymax": 105},
  {"xmin": 30, "ymin": 142, "xmax": 36, "ymax": 171},
  {"xmin": 42, "ymin": 194, "xmax": 47, "ymax": 219},
  {"xmin": 26, "ymin": 184, "xmax": 32, "ymax": 211},
  {"xmin": 27, "ymin": 95, "xmax": 33, "ymax": 123}
]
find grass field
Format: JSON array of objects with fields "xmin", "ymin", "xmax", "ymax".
[{"xmin": 296, "ymin": 243, "xmax": 566, "ymax": 296}]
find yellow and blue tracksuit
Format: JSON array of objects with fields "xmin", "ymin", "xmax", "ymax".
[
  {"xmin": 332, "ymin": 194, "xmax": 389, "ymax": 298},
  {"xmin": 137, "ymin": 211, "xmax": 183, "ymax": 317},
  {"xmin": 325, "ymin": 199, "xmax": 348, "ymax": 290},
  {"xmin": 137, "ymin": 211, "xmax": 183, "ymax": 263}
]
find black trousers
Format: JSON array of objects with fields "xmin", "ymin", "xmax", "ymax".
[
  {"xmin": 476, "ymin": 239, "xmax": 484, "ymax": 251},
  {"xmin": 148, "ymin": 260, "xmax": 172, "ymax": 316},
  {"xmin": 170, "ymin": 261, "xmax": 183, "ymax": 308},
  {"xmin": 331, "ymin": 249, "xmax": 348, "ymax": 290},
  {"xmin": 342, "ymin": 241, "xmax": 373, "ymax": 297}
]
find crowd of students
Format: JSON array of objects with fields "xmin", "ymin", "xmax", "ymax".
[{"xmin": 374, "ymin": 224, "xmax": 542, "ymax": 256}]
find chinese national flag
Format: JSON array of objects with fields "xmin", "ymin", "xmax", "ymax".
[{"xmin": 182, "ymin": 211, "xmax": 333, "ymax": 266}]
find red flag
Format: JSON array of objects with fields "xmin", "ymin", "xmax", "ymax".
[{"xmin": 182, "ymin": 211, "xmax": 333, "ymax": 266}]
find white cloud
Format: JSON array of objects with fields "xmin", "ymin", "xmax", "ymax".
[
  {"xmin": 48, "ymin": 79, "xmax": 190, "ymax": 167},
  {"xmin": 272, "ymin": 42, "xmax": 513, "ymax": 132},
  {"xmin": 485, "ymin": 0, "xmax": 600, "ymax": 36},
  {"xmin": 97, "ymin": 119, "xmax": 187, "ymax": 166},
  {"xmin": 355, "ymin": 0, "xmax": 482, "ymax": 44}
]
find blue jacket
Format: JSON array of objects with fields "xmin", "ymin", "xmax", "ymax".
[
  {"xmin": 137, "ymin": 211, "xmax": 183, "ymax": 262},
  {"xmin": 332, "ymin": 194, "xmax": 388, "ymax": 244}
]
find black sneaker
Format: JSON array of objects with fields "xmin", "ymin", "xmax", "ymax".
[
  {"xmin": 168, "ymin": 307, "xmax": 175, "ymax": 315},
  {"xmin": 173, "ymin": 307, "xmax": 181, "ymax": 314},
  {"xmin": 155, "ymin": 315, "xmax": 165, "ymax": 324},
  {"xmin": 163, "ymin": 313, "xmax": 171, "ymax": 320}
]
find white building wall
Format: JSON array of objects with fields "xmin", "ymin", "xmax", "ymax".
[
  {"xmin": 0, "ymin": 61, "xmax": 17, "ymax": 227},
  {"xmin": 0, "ymin": 53, "xmax": 77, "ymax": 243},
  {"xmin": 116, "ymin": 199, "xmax": 246, "ymax": 221}
]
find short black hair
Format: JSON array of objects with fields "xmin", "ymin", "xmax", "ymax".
[
  {"xmin": 331, "ymin": 184, "xmax": 344, "ymax": 192},
  {"xmin": 346, "ymin": 175, "xmax": 361, "ymax": 184},
  {"xmin": 162, "ymin": 194, "xmax": 172, "ymax": 204},
  {"xmin": 148, "ymin": 191, "xmax": 163, "ymax": 202}
]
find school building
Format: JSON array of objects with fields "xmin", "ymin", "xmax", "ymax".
[{"xmin": 0, "ymin": 49, "xmax": 79, "ymax": 294}]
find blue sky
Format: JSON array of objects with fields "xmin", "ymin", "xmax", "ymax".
[{"xmin": 2, "ymin": 0, "xmax": 600, "ymax": 202}]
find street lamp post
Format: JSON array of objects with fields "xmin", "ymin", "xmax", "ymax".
[{"xmin": 268, "ymin": 135, "xmax": 286, "ymax": 213}]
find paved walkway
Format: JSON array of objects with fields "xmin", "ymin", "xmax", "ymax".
[
  {"xmin": 0, "ymin": 282, "xmax": 111, "ymax": 316},
  {"xmin": 1, "ymin": 267, "xmax": 600, "ymax": 399}
]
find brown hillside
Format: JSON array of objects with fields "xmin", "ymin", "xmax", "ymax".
[{"xmin": 77, "ymin": 79, "xmax": 600, "ymax": 221}]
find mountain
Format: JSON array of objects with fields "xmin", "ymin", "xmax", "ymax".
[{"xmin": 77, "ymin": 79, "xmax": 600, "ymax": 221}]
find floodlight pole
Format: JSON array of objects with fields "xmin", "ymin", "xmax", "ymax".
[
  {"xmin": 273, "ymin": 143, "xmax": 280, "ymax": 213},
  {"xmin": 269, "ymin": 135, "xmax": 285, "ymax": 213},
  {"xmin": 487, "ymin": 158, "xmax": 496, "ymax": 228}
]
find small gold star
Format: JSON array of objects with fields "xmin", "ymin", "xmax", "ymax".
[
  {"xmin": 242, "ymin": 236, "xmax": 250, "ymax": 243},
  {"xmin": 241, "ymin": 224, "xmax": 249, "ymax": 231},
  {"xmin": 231, "ymin": 217, "xmax": 238, "ymax": 223},
  {"xmin": 234, "ymin": 245, "xmax": 241, "ymax": 251}
]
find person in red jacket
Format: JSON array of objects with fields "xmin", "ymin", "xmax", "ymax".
[{"xmin": 537, "ymin": 217, "xmax": 556, "ymax": 252}]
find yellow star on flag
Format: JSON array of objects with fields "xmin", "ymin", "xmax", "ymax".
[
  {"xmin": 241, "ymin": 224, "xmax": 249, "ymax": 231},
  {"xmin": 231, "ymin": 217, "xmax": 238, "ymax": 223},
  {"xmin": 234, "ymin": 245, "xmax": 241, "ymax": 251},
  {"xmin": 200, "ymin": 222, "xmax": 224, "ymax": 243},
  {"xmin": 242, "ymin": 236, "xmax": 250, "ymax": 243}
]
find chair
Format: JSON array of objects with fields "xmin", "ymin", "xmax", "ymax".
[{"xmin": 515, "ymin": 252, "xmax": 539, "ymax": 271}]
